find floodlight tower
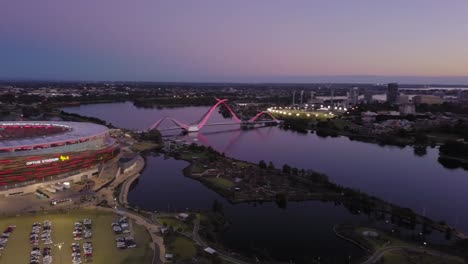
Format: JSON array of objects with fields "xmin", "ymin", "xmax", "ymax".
[{"xmin": 292, "ymin": 91, "xmax": 296, "ymax": 105}]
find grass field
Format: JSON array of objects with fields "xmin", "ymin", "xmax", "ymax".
[
  {"xmin": 355, "ymin": 227, "xmax": 411, "ymax": 250},
  {"xmin": 0, "ymin": 209, "xmax": 153, "ymax": 264},
  {"xmin": 165, "ymin": 235, "xmax": 197, "ymax": 261},
  {"xmin": 232, "ymin": 161, "xmax": 252, "ymax": 169},
  {"xmin": 180, "ymin": 151, "xmax": 209, "ymax": 161},
  {"xmin": 159, "ymin": 217, "xmax": 191, "ymax": 232},
  {"xmin": 196, "ymin": 213, "xmax": 208, "ymax": 222},
  {"xmin": 382, "ymin": 250, "xmax": 409, "ymax": 263},
  {"xmin": 129, "ymin": 141, "xmax": 160, "ymax": 152},
  {"xmin": 207, "ymin": 177, "xmax": 235, "ymax": 190}
]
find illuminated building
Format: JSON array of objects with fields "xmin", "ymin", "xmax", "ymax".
[{"xmin": 0, "ymin": 121, "xmax": 119, "ymax": 190}]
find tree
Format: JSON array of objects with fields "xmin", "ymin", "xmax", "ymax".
[
  {"xmin": 282, "ymin": 164, "xmax": 291, "ymax": 174},
  {"xmin": 275, "ymin": 192, "xmax": 288, "ymax": 209},
  {"xmin": 140, "ymin": 130, "xmax": 162, "ymax": 144},
  {"xmin": 445, "ymin": 227, "xmax": 452, "ymax": 240},
  {"xmin": 440, "ymin": 140, "xmax": 468, "ymax": 158},
  {"xmin": 413, "ymin": 145, "xmax": 427, "ymax": 157},
  {"xmin": 291, "ymin": 167, "xmax": 298, "ymax": 176},
  {"xmin": 414, "ymin": 131, "xmax": 429, "ymax": 145},
  {"xmin": 21, "ymin": 106, "xmax": 36, "ymax": 118},
  {"xmin": 258, "ymin": 160, "xmax": 267, "ymax": 169},
  {"xmin": 212, "ymin": 199, "xmax": 223, "ymax": 214},
  {"xmin": 268, "ymin": 161, "xmax": 275, "ymax": 170}
]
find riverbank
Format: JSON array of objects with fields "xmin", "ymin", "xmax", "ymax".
[
  {"xmin": 275, "ymin": 112, "xmax": 466, "ymax": 150},
  {"xmin": 161, "ymin": 140, "xmax": 468, "ymax": 262}
]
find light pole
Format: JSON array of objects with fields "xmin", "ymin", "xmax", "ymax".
[{"xmin": 55, "ymin": 242, "xmax": 64, "ymax": 264}]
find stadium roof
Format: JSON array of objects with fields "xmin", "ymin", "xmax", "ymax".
[{"xmin": 0, "ymin": 121, "xmax": 109, "ymax": 151}]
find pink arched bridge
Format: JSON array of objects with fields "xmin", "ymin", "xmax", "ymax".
[{"xmin": 149, "ymin": 98, "xmax": 280, "ymax": 132}]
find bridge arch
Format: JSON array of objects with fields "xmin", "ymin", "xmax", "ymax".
[
  {"xmin": 195, "ymin": 98, "xmax": 242, "ymax": 130},
  {"xmin": 149, "ymin": 116, "xmax": 189, "ymax": 130},
  {"xmin": 248, "ymin": 111, "xmax": 279, "ymax": 123},
  {"xmin": 148, "ymin": 99, "xmax": 280, "ymax": 132}
]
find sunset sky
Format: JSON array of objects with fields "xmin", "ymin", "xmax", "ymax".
[{"xmin": 1, "ymin": 0, "xmax": 468, "ymax": 83}]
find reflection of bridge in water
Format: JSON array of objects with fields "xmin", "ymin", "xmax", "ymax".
[
  {"xmin": 149, "ymin": 98, "xmax": 280, "ymax": 132},
  {"xmin": 190, "ymin": 126, "xmax": 275, "ymax": 154}
]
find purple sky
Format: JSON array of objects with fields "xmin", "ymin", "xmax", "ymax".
[{"xmin": 1, "ymin": 0, "xmax": 468, "ymax": 83}]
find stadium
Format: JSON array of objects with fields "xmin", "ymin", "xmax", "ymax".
[{"xmin": 0, "ymin": 121, "xmax": 120, "ymax": 193}]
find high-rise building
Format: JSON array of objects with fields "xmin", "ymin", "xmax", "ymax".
[
  {"xmin": 364, "ymin": 89, "xmax": 373, "ymax": 104},
  {"xmin": 348, "ymin": 87, "xmax": 359, "ymax": 106},
  {"xmin": 387, "ymin": 83, "xmax": 399, "ymax": 104}
]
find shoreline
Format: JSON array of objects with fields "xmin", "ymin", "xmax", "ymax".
[{"xmin": 168, "ymin": 144, "xmax": 464, "ymax": 235}]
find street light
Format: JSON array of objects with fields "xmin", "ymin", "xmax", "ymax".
[{"xmin": 55, "ymin": 242, "xmax": 64, "ymax": 264}]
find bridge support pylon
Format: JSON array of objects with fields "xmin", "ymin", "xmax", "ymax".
[{"xmin": 187, "ymin": 125, "xmax": 200, "ymax": 132}]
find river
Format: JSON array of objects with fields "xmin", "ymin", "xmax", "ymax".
[{"xmin": 62, "ymin": 101, "xmax": 468, "ymax": 263}]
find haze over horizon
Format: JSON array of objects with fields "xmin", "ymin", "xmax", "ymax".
[{"xmin": 1, "ymin": 0, "xmax": 468, "ymax": 84}]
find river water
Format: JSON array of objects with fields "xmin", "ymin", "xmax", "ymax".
[{"xmin": 63, "ymin": 101, "xmax": 468, "ymax": 263}]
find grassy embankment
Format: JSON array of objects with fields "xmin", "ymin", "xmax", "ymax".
[{"xmin": 129, "ymin": 141, "xmax": 160, "ymax": 153}]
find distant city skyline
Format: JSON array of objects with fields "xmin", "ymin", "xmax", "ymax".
[{"xmin": 1, "ymin": 0, "xmax": 468, "ymax": 84}]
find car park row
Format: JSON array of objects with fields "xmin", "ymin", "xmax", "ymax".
[
  {"xmin": 71, "ymin": 218, "xmax": 93, "ymax": 264},
  {"xmin": 0, "ymin": 225, "xmax": 15, "ymax": 257},
  {"xmin": 112, "ymin": 216, "xmax": 136, "ymax": 250},
  {"xmin": 30, "ymin": 221, "xmax": 53, "ymax": 264},
  {"xmin": 30, "ymin": 222, "xmax": 41, "ymax": 246},
  {"xmin": 111, "ymin": 216, "xmax": 130, "ymax": 235},
  {"xmin": 42, "ymin": 220, "xmax": 53, "ymax": 245},
  {"xmin": 115, "ymin": 236, "xmax": 136, "ymax": 250}
]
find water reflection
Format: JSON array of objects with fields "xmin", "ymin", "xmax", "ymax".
[
  {"xmin": 128, "ymin": 155, "xmax": 455, "ymax": 263},
  {"xmin": 62, "ymin": 102, "xmax": 468, "ymax": 233}
]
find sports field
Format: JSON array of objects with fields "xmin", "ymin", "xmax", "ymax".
[{"xmin": 0, "ymin": 209, "xmax": 153, "ymax": 264}]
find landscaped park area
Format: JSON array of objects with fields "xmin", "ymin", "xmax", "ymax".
[
  {"xmin": 0, "ymin": 209, "xmax": 153, "ymax": 264},
  {"xmin": 337, "ymin": 225, "xmax": 464, "ymax": 264}
]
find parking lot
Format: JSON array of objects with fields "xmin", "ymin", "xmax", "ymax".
[{"xmin": 0, "ymin": 209, "xmax": 153, "ymax": 264}]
